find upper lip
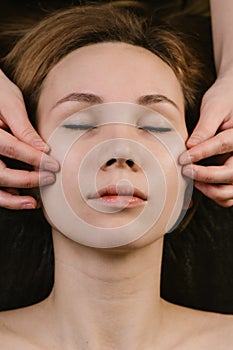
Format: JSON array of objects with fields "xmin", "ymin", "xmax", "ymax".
[{"xmin": 89, "ymin": 184, "xmax": 147, "ymax": 200}]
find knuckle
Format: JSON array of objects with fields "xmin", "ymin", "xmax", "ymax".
[
  {"xmin": 24, "ymin": 172, "xmax": 35, "ymax": 188},
  {"xmin": 218, "ymin": 139, "xmax": 232, "ymax": 153},
  {"xmin": 202, "ymin": 172, "xmax": 212, "ymax": 183},
  {"xmin": 19, "ymin": 126, "xmax": 35, "ymax": 140},
  {"xmin": 1, "ymin": 144, "xmax": 17, "ymax": 159},
  {"xmin": 200, "ymin": 101, "xmax": 217, "ymax": 118}
]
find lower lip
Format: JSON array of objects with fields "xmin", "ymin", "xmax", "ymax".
[{"xmin": 89, "ymin": 195, "xmax": 146, "ymax": 208}]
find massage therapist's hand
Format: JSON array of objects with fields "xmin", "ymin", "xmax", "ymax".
[
  {"xmin": 0, "ymin": 69, "xmax": 59, "ymax": 210},
  {"xmin": 180, "ymin": 75, "xmax": 233, "ymax": 207}
]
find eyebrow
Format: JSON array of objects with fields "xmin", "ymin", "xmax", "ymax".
[
  {"xmin": 52, "ymin": 92, "xmax": 180, "ymax": 111},
  {"xmin": 54, "ymin": 92, "xmax": 102, "ymax": 106},
  {"xmin": 138, "ymin": 94, "xmax": 179, "ymax": 110}
]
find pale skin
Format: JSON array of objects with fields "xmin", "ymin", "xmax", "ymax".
[
  {"xmin": 1, "ymin": 1, "xmax": 233, "ymax": 208},
  {"xmin": 0, "ymin": 43, "xmax": 233, "ymax": 350}
]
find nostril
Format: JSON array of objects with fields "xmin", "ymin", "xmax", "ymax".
[
  {"xmin": 105, "ymin": 158, "xmax": 135, "ymax": 167},
  {"xmin": 106, "ymin": 158, "xmax": 116, "ymax": 166},
  {"xmin": 126, "ymin": 159, "xmax": 134, "ymax": 167}
]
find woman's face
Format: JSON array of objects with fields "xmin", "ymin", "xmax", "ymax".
[{"xmin": 37, "ymin": 42, "xmax": 189, "ymax": 249}]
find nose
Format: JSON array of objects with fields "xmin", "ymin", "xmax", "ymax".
[
  {"xmin": 97, "ymin": 131, "xmax": 143, "ymax": 172},
  {"xmin": 101, "ymin": 157, "xmax": 138, "ymax": 171}
]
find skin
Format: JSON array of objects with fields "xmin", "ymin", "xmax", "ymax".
[
  {"xmin": 179, "ymin": 0, "xmax": 233, "ymax": 207},
  {"xmin": 2, "ymin": 2, "xmax": 233, "ymax": 208},
  {"xmin": 0, "ymin": 70, "xmax": 59, "ymax": 209},
  {"xmin": 37, "ymin": 42, "xmax": 187, "ymax": 246},
  {"xmin": 0, "ymin": 43, "xmax": 233, "ymax": 350}
]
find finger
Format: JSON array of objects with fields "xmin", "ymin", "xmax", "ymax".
[
  {"xmin": 182, "ymin": 162, "xmax": 233, "ymax": 184},
  {"xmin": 194, "ymin": 182, "xmax": 233, "ymax": 208},
  {"xmin": 180, "ymin": 129, "xmax": 233, "ymax": 164},
  {"xmin": 194, "ymin": 181, "xmax": 233, "ymax": 201},
  {"xmin": 0, "ymin": 166, "xmax": 56, "ymax": 188},
  {"xmin": 0, "ymin": 158, "xmax": 56, "ymax": 187},
  {"xmin": 0, "ymin": 130, "xmax": 59, "ymax": 171},
  {"xmin": 187, "ymin": 98, "xmax": 225, "ymax": 148},
  {"xmin": 0, "ymin": 78, "xmax": 49, "ymax": 152},
  {"xmin": 0, "ymin": 189, "xmax": 37, "ymax": 210}
]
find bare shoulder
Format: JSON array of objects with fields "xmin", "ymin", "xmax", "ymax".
[
  {"xmin": 187, "ymin": 308, "xmax": 233, "ymax": 349},
  {"xmin": 162, "ymin": 300, "xmax": 233, "ymax": 349},
  {"xmin": 0, "ymin": 301, "xmax": 50, "ymax": 350}
]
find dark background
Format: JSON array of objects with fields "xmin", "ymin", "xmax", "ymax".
[{"xmin": 1, "ymin": 0, "xmax": 233, "ymax": 314}]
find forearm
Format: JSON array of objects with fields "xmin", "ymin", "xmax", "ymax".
[{"xmin": 210, "ymin": 0, "xmax": 233, "ymax": 77}]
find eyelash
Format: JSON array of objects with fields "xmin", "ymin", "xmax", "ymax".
[
  {"xmin": 139, "ymin": 126, "xmax": 172, "ymax": 133},
  {"xmin": 63, "ymin": 124, "xmax": 96, "ymax": 130},
  {"xmin": 63, "ymin": 125, "xmax": 172, "ymax": 133}
]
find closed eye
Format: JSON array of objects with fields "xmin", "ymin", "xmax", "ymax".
[
  {"xmin": 139, "ymin": 126, "xmax": 172, "ymax": 133},
  {"xmin": 62, "ymin": 124, "xmax": 172, "ymax": 133},
  {"xmin": 62, "ymin": 124, "xmax": 96, "ymax": 130}
]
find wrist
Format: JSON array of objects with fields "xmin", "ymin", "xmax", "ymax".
[{"xmin": 217, "ymin": 64, "xmax": 233, "ymax": 80}]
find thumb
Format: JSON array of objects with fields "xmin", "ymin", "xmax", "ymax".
[
  {"xmin": 1, "ymin": 102, "xmax": 50, "ymax": 153},
  {"xmin": 2, "ymin": 105, "xmax": 49, "ymax": 153},
  {"xmin": 15, "ymin": 121, "xmax": 50, "ymax": 152},
  {"xmin": 187, "ymin": 99, "xmax": 224, "ymax": 148},
  {"xmin": 0, "ymin": 68, "xmax": 49, "ymax": 152}
]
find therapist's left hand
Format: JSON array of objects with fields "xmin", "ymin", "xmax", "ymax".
[{"xmin": 179, "ymin": 76, "xmax": 233, "ymax": 207}]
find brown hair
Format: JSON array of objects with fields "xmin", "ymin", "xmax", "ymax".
[{"xmin": 1, "ymin": 3, "xmax": 203, "ymax": 132}]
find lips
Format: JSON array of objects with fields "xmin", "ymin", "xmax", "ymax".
[
  {"xmin": 90, "ymin": 184, "xmax": 147, "ymax": 201},
  {"xmin": 88, "ymin": 185, "xmax": 147, "ymax": 208}
]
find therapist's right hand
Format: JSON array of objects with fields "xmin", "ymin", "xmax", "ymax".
[{"xmin": 0, "ymin": 69, "xmax": 59, "ymax": 210}]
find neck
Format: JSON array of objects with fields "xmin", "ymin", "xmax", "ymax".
[{"xmin": 47, "ymin": 229, "xmax": 165, "ymax": 350}]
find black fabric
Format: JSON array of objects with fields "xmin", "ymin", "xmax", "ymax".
[
  {"xmin": 0, "ymin": 209, "xmax": 53, "ymax": 311},
  {"xmin": 162, "ymin": 195, "xmax": 233, "ymax": 314}
]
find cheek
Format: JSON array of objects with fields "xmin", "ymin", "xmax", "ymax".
[
  {"xmin": 124, "ymin": 156, "xmax": 186, "ymax": 249},
  {"xmin": 139, "ymin": 137, "xmax": 189, "ymax": 239},
  {"xmin": 37, "ymin": 121, "xmax": 60, "ymax": 142},
  {"xmin": 154, "ymin": 143, "xmax": 184, "ymax": 214},
  {"xmin": 61, "ymin": 143, "xmax": 86, "ymax": 211},
  {"xmin": 61, "ymin": 142, "xmax": 90, "ymax": 221}
]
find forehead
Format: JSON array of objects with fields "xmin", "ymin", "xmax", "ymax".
[{"xmin": 38, "ymin": 42, "xmax": 184, "ymax": 115}]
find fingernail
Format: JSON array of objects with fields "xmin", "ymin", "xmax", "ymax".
[
  {"xmin": 43, "ymin": 161, "xmax": 60, "ymax": 172},
  {"xmin": 33, "ymin": 139, "xmax": 50, "ymax": 152},
  {"xmin": 179, "ymin": 153, "xmax": 193, "ymax": 165},
  {"xmin": 22, "ymin": 203, "xmax": 36, "ymax": 209},
  {"xmin": 40, "ymin": 175, "xmax": 56, "ymax": 186}
]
